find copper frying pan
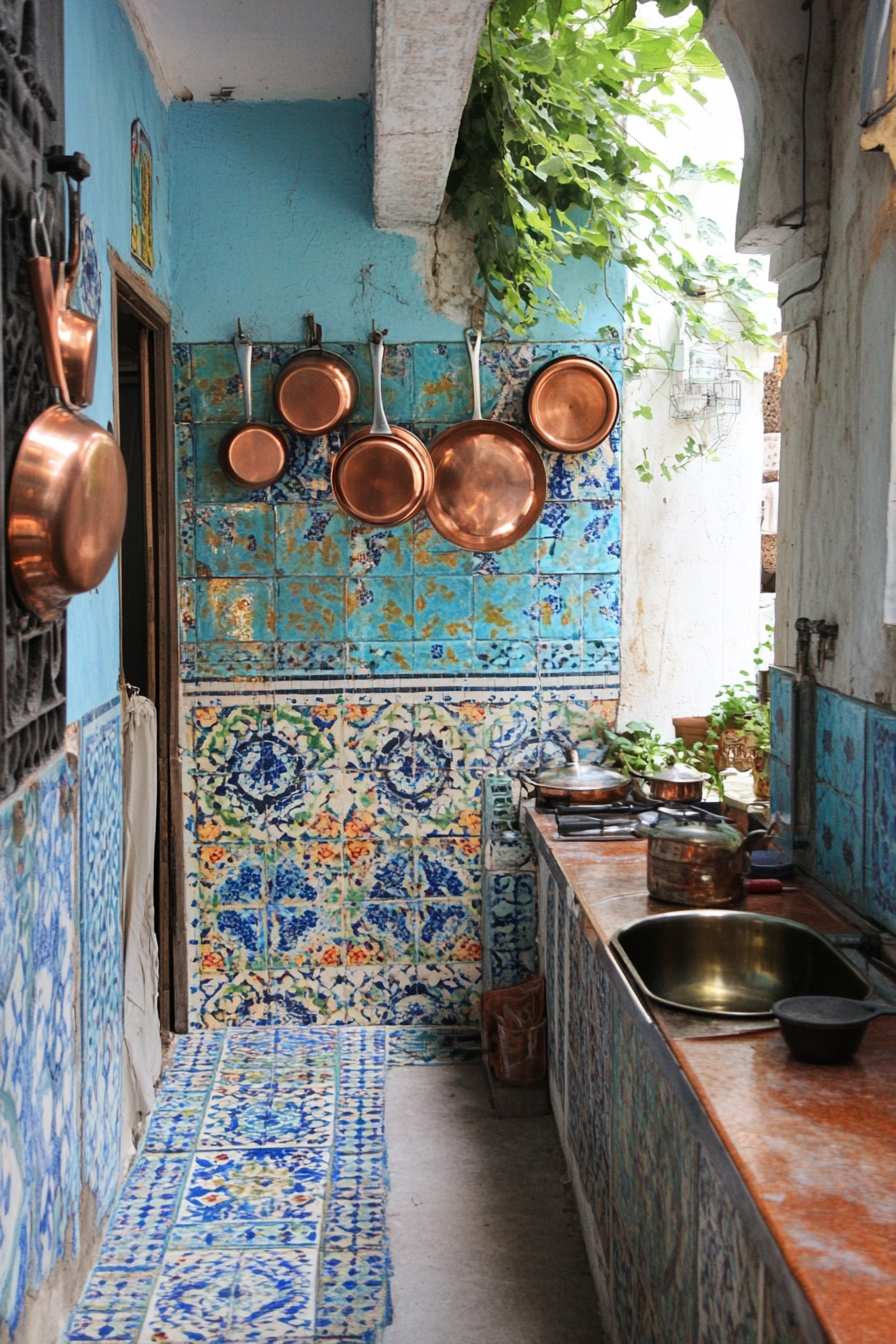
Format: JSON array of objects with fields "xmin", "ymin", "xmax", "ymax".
[
  {"xmin": 331, "ymin": 331, "xmax": 432, "ymax": 526},
  {"xmin": 525, "ymin": 354, "xmax": 619, "ymax": 453},
  {"xmin": 275, "ymin": 315, "xmax": 359, "ymax": 435},
  {"xmin": 427, "ymin": 329, "xmax": 546, "ymax": 552},
  {"xmin": 219, "ymin": 323, "xmax": 289, "ymax": 489},
  {"xmin": 7, "ymin": 187, "xmax": 127, "ymax": 623}
]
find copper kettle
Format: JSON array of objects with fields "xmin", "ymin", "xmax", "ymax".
[{"xmin": 635, "ymin": 811, "xmax": 767, "ymax": 907}]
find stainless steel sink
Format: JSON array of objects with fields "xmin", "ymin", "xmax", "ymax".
[{"xmin": 611, "ymin": 910, "xmax": 872, "ymax": 1018}]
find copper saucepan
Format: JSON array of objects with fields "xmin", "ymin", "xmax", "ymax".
[
  {"xmin": 525, "ymin": 354, "xmax": 619, "ymax": 454},
  {"xmin": 7, "ymin": 187, "xmax": 127, "ymax": 623},
  {"xmin": 427, "ymin": 329, "xmax": 546, "ymax": 552},
  {"xmin": 54, "ymin": 156, "xmax": 98, "ymax": 408},
  {"xmin": 219, "ymin": 323, "xmax": 289, "ymax": 489},
  {"xmin": 331, "ymin": 331, "xmax": 433, "ymax": 526},
  {"xmin": 275, "ymin": 314, "xmax": 359, "ymax": 435},
  {"xmin": 520, "ymin": 748, "xmax": 631, "ymax": 808}
]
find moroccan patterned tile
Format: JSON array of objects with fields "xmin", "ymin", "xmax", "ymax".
[
  {"xmin": 536, "ymin": 573, "xmax": 583, "ymax": 635},
  {"xmin": 178, "ymin": 503, "xmax": 195, "ymax": 578},
  {"xmin": 413, "ymin": 543, "xmax": 474, "ymax": 578},
  {"xmin": 478, "ymin": 342, "xmax": 534, "ymax": 421},
  {"xmin": 697, "ymin": 1150, "xmax": 760, "ymax": 1344},
  {"xmin": 144, "ymin": 1094, "xmax": 209, "ymax": 1154},
  {"xmin": 472, "ymin": 573, "xmax": 539, "ymax": 641},
  {"xmin": 179, "ymin": 1148, "xmax": 329, "ymax": 1223},
  {"xmin": 267, "ymin": 968, "xmax": 345, "ymax": 1025},
  {"xmin": 472, "ymin": 639, "xmax": 538, "ymax": 676},
  {"xmin": 471, "ymin": 535, "xmax": 537, "ymax": 576},
  {"xmin": 582, "ymin": 638, "xmax": 620, "ymax": 676},
  {"xmin": 413, "ymin": 343, "xmax": 472, "ymax": 421},
  {"xmin": 168, "ymin": 1217, "xmax": 322, "ymax": 1250},
  {"xmin": 417, "ymin": 899, "xmax": 482, "ymax": 962},
  {"xmin": 538, "ymin": 640, "xmax": 583, "ymax": 673},
  {"xmin": 344, "ymin": 901, "xmax": 417, "ymax": 964},
  {"xmin": 344, "ymin": 771, "xmax": 417, "ymax": 842},
  {"xmin": 268, "ymin": 431, "xmax": 339, "ymax": 504},
  {"xmin": 487, "ymin": 947, "xmax": 538, "ymax": 988},
  {"xmin": 815, "ymin": 687, "xmax": 865, "ymax": 804},
  {"xmin": 265, "ymin": 772, "xmax": 344, "ymax": 844},
  {"xmin": 769, "ymin": 666, "xmax": 794, "ymax": 764},
  {"xmin": 582, "ymin": 574, "xmax": 621, "ymax": 639},
  {"xmin": 413, "ymin": 962, "xmax": 481, "ymax": 1025},
  {"xmin": 199, "ymin": 971, "xmax": 269, "ymax": 1028},
  {"xmin": 323, "ymin": 1197, "xmax": 387, "ymax": 1251},
  {"xmin": 416, "ymin": 770, "xmax": 481, "ymax": 838},
  {"xmin": 67, "ymin": 1309, "xmax": 146, "ymax": 1341},
  {"xmin": 386, "ymin": 1026, "xmax": 481, "ymax": 1066},
  {"xmin": 543, "ymin": 434, "xmax": 620, "ymax": 501},
  {"xmin": 178, "ymin": 579, "xmax": 196, "ymax": 644},
  {"xmin": 344, "ymin": 838, "xmax": 416, "ymax": 901},
  {"xmin": 195, "ymin": 578, "xmax": 276, "ymax": 643},
  {"xmin": 338, "ymin": 965, "xmax": 414, "ymax": 1025},
  {"xmin": 200, "ymin": 1088, "xmax": 334, "ymax": 1150},
  {"xmin": 346, "ymin": 576, "xmax": 415, "ymax": 642},
  {"xmin": 266, "ymin": 841, "xmax": 343, "ymax": 905},
  {"xmin": 199, "ymin": 844, "xmax": 266, "ymax": 907},
  {"xmin": 275, "ymin": 504, "xmax": 350, "ymax": 577},
  {"xmin": 342, "ymin": 701, "xmax": 414, "ymax": 771},
  {"xmin": 483, "ymin": 829, "xmax": 533, "ymax": 871},
  {"xmin": 815, "ymin": 783, "xmax": 864, "ymax": 906},
  {"xmin": 539, "ymin": 695, "xmax": 609, "ymax": 761},
  {"xmin": 175, "ymin": 421, "xmax": 195, "ymax": 499},
  {"xmin": 316, "ymin": 1248, "xmax": 390, "ymax": 1338},
  {"xmin": 193, "ymin": 642, "xmax": 276, "ymax": 677},
  {"xmin": 273, "ymin": 699, "xmax": 341, "ymax": 769},
  {"xmin": 417, "ymin": 837, "xmax": 481, "ymax": 899},
  {"xmin": 276, "ymin": 640, "xmax": 346, "ymax": 675},
  {"xmin": 173, "ymin": 343, "xmax": 194, "ymax": 423},
  {"xmin": 93, "ymin": 1228, "xmax": 170, "ymax": 1271},
  {"xmin": 414, "ymin": 639, "xmax": 474, "ymax": 674},
  {"xmin": 268, "ymin": 903, "xmax": 345, "ymax": 968},
  {"xmin": 189, "ymin": 342, "xmax": 269, "ymax": 422},
  {"xmin": 201, "ymin": 906, "xmax": 267, "ymax": 976},
  {"xmin": 345, "ymin": 641, "xmax": 416, "ymax": 677},
  {"xmin": 193, "ymin": 424, "xmax": 270, "ymax": 504},
  {"xmin": 348, "ymin": 521, "xmax": 414, "ymax": 577},
  {"xmin": 194, "ymin": 504, "xmax": 275, "ymax": 578},
  {"xmin": 277, "ymin": 577, "xmax": 346, "ymax": 641},
  {"xmin": 485, "ymin": 871, "xmax": 537, "ymax": 956},
  {"xmin": 415, "ymin": 701, "xmax": 488, "ymax": 769},
  {"xmin": 139, "ymin": 1247, "xmax": 317, "ymax": 1342},
  {"xmin": 80, "ymin": 1269, "xmax": 158, "ymax": 1312},
  {"xmin": 538, "ymin": 501, "xmax": 620, "ymax": 573},
  {"xmin": 866, "ymin": 707, "xmax": 896, "ymax": 932}
]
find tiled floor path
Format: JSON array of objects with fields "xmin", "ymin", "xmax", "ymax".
[{"xmin": 64, "ymin": 1026, "xmax": 478, "ymax": 1343}]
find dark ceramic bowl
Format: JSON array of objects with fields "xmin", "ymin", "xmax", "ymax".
[{"xmin": 773, "ymin": 995, "xmax": 896, "ymax": 1063}]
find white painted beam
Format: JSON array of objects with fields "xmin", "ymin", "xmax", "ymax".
[{"xmin": 373, "ymin": 0, "xmax": 490, "ymax": 229}]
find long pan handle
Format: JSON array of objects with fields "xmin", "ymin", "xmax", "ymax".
[
  {"xmin": 234, "ymin": 321, "xmax": 253, "ymax": 422},
  {"xmin": 29, "ymin": 257, "xmax": 72, "ymax": 409},
  {"xmin": 465, "ymin": 327, "xmax": 482, "ymax": 420},
  {"xmin": 370, "ymin": 330, "xmax": 391, "ymax": 436}
]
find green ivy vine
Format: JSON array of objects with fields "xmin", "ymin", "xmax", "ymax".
[{"xmin": 446, "ymin": 0, "xmax": 776, "ymax": 479}]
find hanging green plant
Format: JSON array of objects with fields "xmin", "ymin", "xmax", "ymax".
[{"xmin": 446, "ymin": 0, "xmax": 775, "ymax": 475}]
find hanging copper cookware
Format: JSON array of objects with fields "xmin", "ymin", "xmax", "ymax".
[
  {"xmin": 7, "ymin": 186, "xmax": 127, "ymax": 623},
  {"xmin": 219, "ymin": 322, "xmax": 289, "ymax": 489},
  {"xmin": 53, "ymin": 154, "xmax": 98, "ymax": 408},
  {"xmin": 274, "ymin": 314, "xmax": 359, "ymax": 435},
  {"xmin": 525, "ymin": 354, "xmax": 619, "ymax": 454},
  {"xmin": 427, "ymin": 329, "xmax": 546, "ymax": 552},
  {"xmin": 331, "ymin": 331, "xmax": 433, "ymax": 526}
]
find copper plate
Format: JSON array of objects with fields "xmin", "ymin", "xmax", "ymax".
[
  {"xmin": 427, "ymin": 420, "xmax": 546, "ymax": 552},
  {"xmin": 219, "ymin": 422, "xmax": 288, "ymax": 490},
  {"xmin": 8, "ymin": 404, "xmax": 127, "ymax": 622},
  {"xmin": 526, "ymin": 355, "xmax": 619, "ymax": 453},
  {"xmin": 275, "ymin": 349, "xmax": 359, "ymax": 436},
  {"xmin": 333, "ymin": 423, "xmax": 433, "ymax": 526}
]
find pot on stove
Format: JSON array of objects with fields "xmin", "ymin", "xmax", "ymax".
[
  {"xmin": 520, "ymin": 747, "xmax": 631, "ymax": 808},
  {"xmin": 633, "ymin": 762, "xmax": 710, "ymax": 804},
  {"xmin": 635, "ymin": 811, "xmax": 767, "ymax": 907}
]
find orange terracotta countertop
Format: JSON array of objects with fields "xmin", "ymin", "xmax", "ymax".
[{"xmin": 524, "ymin": 807, "xmax": 896, "ymax": 1344}]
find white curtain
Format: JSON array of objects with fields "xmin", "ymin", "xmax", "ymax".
[{"xmin": 121, "ymin": 693, "xmax": 162, "ymax": 1123}]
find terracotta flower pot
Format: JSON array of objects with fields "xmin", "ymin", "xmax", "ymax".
[
  {"xmin": 752, "ymin": 749, "xmax": 770, "ymax": 800},
  {"xmin": 672, "ymin": 716, "xmax": 710, "ymax": 750}
]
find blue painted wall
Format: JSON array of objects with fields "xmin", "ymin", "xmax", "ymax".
[
  {"xmin": 168, "ymin": 99, "xmax": 624, "ymax": 344},
  {"xmin": 63, "ymin": 0, "xmax": 170, "ymax": 722}
]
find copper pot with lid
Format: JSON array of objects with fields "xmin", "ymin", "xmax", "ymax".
[
  {"xmin": 274, "ymin": 314, "xmax": 359, "ymax": 436},
  {"xmin": 520, "ymin": 747, "xmax": 631, "ymax": 807},
  {"xmin": 635, "ymin": 811, "xmax": 767, "ymax": 907},
  {"xmin": 633, "ymin": 762, "xmax": 711, "ymax": 803}
]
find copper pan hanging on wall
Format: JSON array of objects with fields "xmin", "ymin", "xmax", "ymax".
[
  {"xmin": 219, "ymin": 321, "xmax": 289, "ymax": 489},
  {"xmin": 7, "ymin": 185, "xmax": 127, "ymax": 623},
  {"xmin": 525, "ymin": 353, "xmax": 619, "ymax": 454},
  {"xmin": 274, "ymin": 314, "xmax": 359, "ymax": 436},
  {"xmin": 426, "ymin": 329, "xmax": 546, "ymax": 552},
  {"xmin": 331, "ymin": 330, "xmax": 433, "ymax": 526}
]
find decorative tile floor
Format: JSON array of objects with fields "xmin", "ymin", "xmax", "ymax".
[{"xmin": 64, "ymin": 1026, "xmax": 479, "ymax": 1343}]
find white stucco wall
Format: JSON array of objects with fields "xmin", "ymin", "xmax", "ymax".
[{"xmin": 618, "ymin": 74, "xmax": 775, "ymax": 735}]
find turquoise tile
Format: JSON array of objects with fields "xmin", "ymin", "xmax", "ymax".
[
  {"xmin": 337, "ymin": 341, "xmax": 414, "ymax": 424},
  {"xmin": 583, "ymin": 639, "xmax": 620, "ymax": 675},
  {"xmin": 582, "ymin": 575, "xmax": 620, "ymax": 639},
  {"xmin": 277, "ymin": 641, "xmax": 346, "ymax": 675},
  {"xmin": 538, "ymin": 501, "xmax": 620, "ymax": 573},
  {"xmin": 472, "ymin": 573, "xmax": 539, "ymax": 641},
  {"xmin": 189, "ymin": 341, "xmax": 272, "ymax": 423},
  {"xmin": 412, "ymin": 518, "xmax": 456, "ymax": 554},
  {"xmin": 268, "ymin": 431, "xmax": 338, "ymax": 503},
  {"xmin": 815, "ymin": 687, "xmax": 865, "ymax": 804},
  {"xmin": 194, "ymin": 504, "xmax": 275, "ymax": 577},
  {"xmin": 413, "ymin": 344, "xmax": 472, "ymax": 422},
  {"xmin": 275, "ymin": 504, "xmax": 350, "ymax": 576},
  {"xmin": 277, "ymin": 577, "xmax": 345, "ymax": 641},
  {"xmin": 413, "ymin": 641, "xmax": 474, "ymax": 674},
  {"xmin": 175, "ymin": 423, "xmax": 195, "ymax": 501},
  {"xmin": 537, "ymin": 573, "xmax": 583, "ymax": 635},
  {"xmin": 193, "ymin": 642, "xmax": 276, "ymax": 676},
  {"xmin": 194, "ymin": 423, "xmax": 270, "ymax": 504},
  {"xmin": 478, "ymin": 342, "xmax": 534, "ymax": 422},
  {"xmin": 178, "ymin": 581, "xmax": 196, "ymax": 643},
  {"xmin": 173, "ymin": 342, "xmax": 194, "ymax": 423},
  {"xmin": 195, "ymin": 578, "xmax": 275, "ymax": 642},
  {"xmin": 472, "ymin": 536, "xmax": 537, "ymax": 576},
  {"xmin": 350, "ymin": 522, "xmax": 414, "ymax": 576},
  {"xmin": 178, "ymin": 504, "xmax": 195, "ymax": 578},
  {"xmin": 865, "ymin": 708, "xmax": 896, "ymax": 933},
  {"xmin": 815, "ymin": 783, "xmax": 864, "ymax": 907},
  {"xmin": 472, "ymin": 640, "xmax": 538, "ymax": 674},
  {"xmin": 538, "ymin": 640, "xmax": 583, "ymax": 674},
  {"xmin": 415, "ymin": 575, "xmax": 473, "ymax": 640},
  {"xmin": 414, "ymin": 542, "xmax": 473, "ymax": 574},
  {"xmin": 543, "ymin": 434, "xmax": 621, "ymax": 501},
  {"xmin": 346, "ymin": 643, "xmax": 416, "ymax": 677},
  {"xmin": 769, "ymin": 755, "xmax": 791, "ymax": 853},
  {"xmin": 347, "ymin": 576, "xmax": 415, "ymax": 641},
  {"xmin": 770, "ymin": 667, "xmax": 794, "ymax": 765}
]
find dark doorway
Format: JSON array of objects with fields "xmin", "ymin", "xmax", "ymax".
[{"xmin": 112, "ymin": 254, "xmax": 186, "ymax": 1034}]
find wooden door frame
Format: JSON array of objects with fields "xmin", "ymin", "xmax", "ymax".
[{"xmin": 109, "ymin": 247, "xmax": 188, "ymax": 1034}]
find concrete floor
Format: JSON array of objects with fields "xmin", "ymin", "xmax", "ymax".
[{"xmin": 383, "ymin": 1064, "xmax": 606, "ymax": 1344}]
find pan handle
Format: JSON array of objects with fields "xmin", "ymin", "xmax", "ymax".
[
  {"xmin": 234, "ymin": 319, "xmax": 253, "ymax": 422},
  {"xmin": 369, "ymin": 329, "xmax": 391, "ymax": 436},
  {"xmin": 465, "ymin": 327, "xmax": 482, "ymax": 420}
]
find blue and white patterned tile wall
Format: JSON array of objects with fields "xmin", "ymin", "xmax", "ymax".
[
  {"xmin": 178, "ymin": 338, "xmax": 622, "ymax": 1029},
  {"xmin": 770, "ymin": 672, "xmax": 896, "ymax": 934}
]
